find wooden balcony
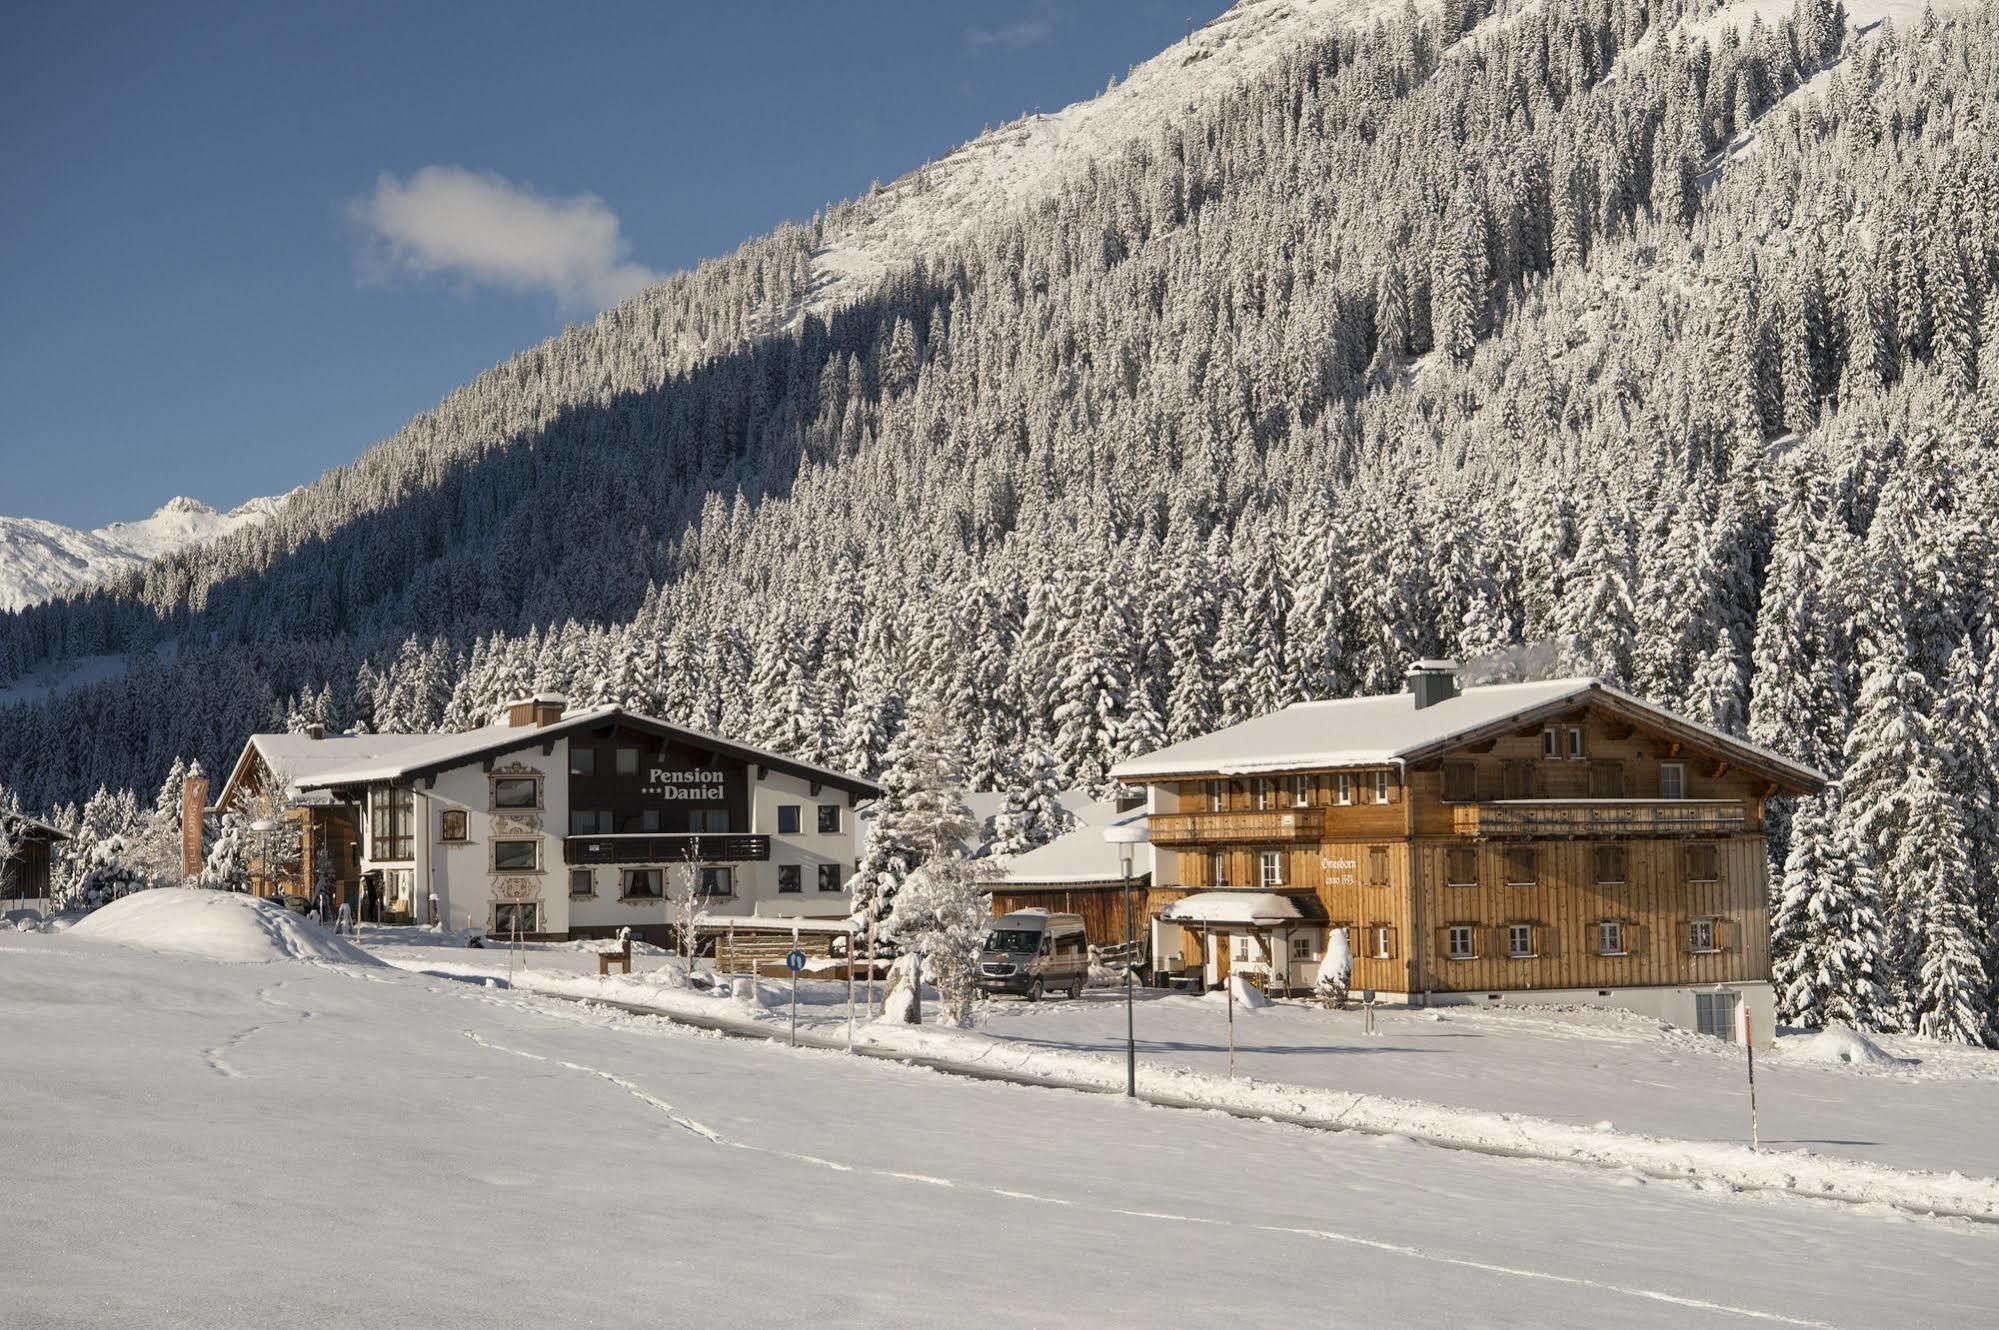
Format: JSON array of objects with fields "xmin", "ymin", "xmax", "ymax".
[
  {"xmin": 1150, "ymin": 808, "xmax": 1325, "ymax": 845},
  {"xmin": 564, "ymin": 834, "xmax": 770, "ymax": 865},
  {"xmin": 1451, "ymin": 800, "xmax": 1749, "ymax": 839}
]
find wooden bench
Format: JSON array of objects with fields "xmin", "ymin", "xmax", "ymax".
[{"xmin": 595, "ymin": 935, "xmax": 633, "ymax": 976}]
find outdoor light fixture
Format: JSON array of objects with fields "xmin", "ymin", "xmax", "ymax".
[{"xmin": 1103, "ymin": 820, "xmax": 1150, "ymax": 1099}]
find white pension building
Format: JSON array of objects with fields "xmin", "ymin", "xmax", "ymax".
[{"xmin": 213, "ymin": 695, "xmax": 880, "ymax": 942}]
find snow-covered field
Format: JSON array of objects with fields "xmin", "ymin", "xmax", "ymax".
[{"xmin": 6, "ymin": 895, "xmax": 1999, "ymax": 1327}]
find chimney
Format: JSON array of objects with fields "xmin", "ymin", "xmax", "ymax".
[
  {"xmin": 181, "ymin": 771, "xmax": 210, "ymax": 879},
  {"xmin": 1407, "ymin": 660, "xmax": 1461, "ymax": 711},
  {"xmin": 506, "ymin": 694, "xmax": 568, "ymax": 728}
]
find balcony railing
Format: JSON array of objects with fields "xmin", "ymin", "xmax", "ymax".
[
  {"xmin": 1451, "ymin": 800, "xmax": 1749, "ymax": 838},
  {"xmin": 564, "ymin": 834, "xmax": 771, "ymax": 865},
  {"xmin": 1150, "ymin": 808, "xmax": 1325, "ymax": 845}
]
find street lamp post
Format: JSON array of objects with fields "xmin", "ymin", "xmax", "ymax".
[{"xmin": 1103, "ymin": 821, "xmax": 1151, "ymax": 1099}]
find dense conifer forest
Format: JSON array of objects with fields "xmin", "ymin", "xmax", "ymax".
[{"xmin": 2, "ymin": 0, "xmax": 1996, "ymax": 1037}]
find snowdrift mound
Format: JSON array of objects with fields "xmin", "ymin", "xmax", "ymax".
[
  {"xmin": 1202, "ymin": 975, "xmax": 1272, "ymax": 1009},
  {"xmin": 1782, "ymin": 1025, "xmax": 1908, "ymax": 1069},
  {"xmin": 70, "ymin": 889, "xmax": 383, "ymax": 966}
]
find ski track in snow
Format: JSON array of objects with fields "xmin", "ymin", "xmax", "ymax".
[
  {"xmin": 458, "ymin": 1021, "xmax": 1841, "ymax": 1328},
  {"xmin": 203, "ymin": 981, "xmax": 314, "ymax": 1078}
]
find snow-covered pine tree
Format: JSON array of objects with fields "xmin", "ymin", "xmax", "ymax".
[
  {"xmin": 1770, "ymin": 790, "xmax": 1888, "ymax": 1029},
  {"xmin": 986, "ymin": 748, "xmax": 1075, "ymax": 860}
]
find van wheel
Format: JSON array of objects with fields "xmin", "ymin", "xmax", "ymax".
[
  {"xmin": 1025, "ymin": 978, "xmax": 1043, "ymax": 1003},
  {"xmin": 1069, "ymin": 977, "xmax": 1085, "ymax": 1000}
]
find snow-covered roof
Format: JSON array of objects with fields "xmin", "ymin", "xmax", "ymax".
[
  {"xmin": 986, "ymin": 806, "xmax": 1153, "ymax": 888},
  {"xmin": 1160, "ymin": 892, "xmax": 1303, "ymax": 926},
  {"xmin": 1109, "ymin": 678, "xmax": 1825, "ymax": 790},
  {"xmin": 221, "ymin": 705, "xmax": 881, "ymax": 808},
  {"xmin": 1, "ymin": 811, "xmax": 67, "ymax": 842}
]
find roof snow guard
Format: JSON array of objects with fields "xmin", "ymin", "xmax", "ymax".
[{"xmin": 1109, "ymin": 678, "xmax": 1825, "ymax": 793}]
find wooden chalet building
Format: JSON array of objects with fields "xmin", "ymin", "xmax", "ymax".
[
  {"xmin": 211, "ymin": 696, "xmax": 880, "ymax": 943},
  {"xmin": 1108, "ymin": 662, "xmax": 1825, "ymax": 1042}
]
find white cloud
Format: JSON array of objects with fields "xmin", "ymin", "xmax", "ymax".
[
  {"xmin": 349, "ymin": 166, "xmax": 660, "ymax": 311},
  {"xmin": 967, "ymin": 12, "xmax": 1053, "ymax": 52}
]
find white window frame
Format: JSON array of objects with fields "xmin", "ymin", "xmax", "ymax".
[
  {"xmin": 1688, "ymin": 918, "xmax": 1719, "ymax": 954},
  {"xmin": 1254, "ymin": 778, "xmax": 1273, "ymax": 811},
  {"xmin": 1659, "ymin": 762, "xmax": 1686, "ymax": 800},
  {"xmin": 1598, "ymin": 920, "xmax": 1626, "ymax": 956},
  {"xmin": 1371, "ymin": 926, "xmax": 1392, "ymax": 959},
  {"xmin": 1207, "ymin": 780, "xmax": 1224, "ymax": 812},
  {"xmin": 1567, "ymin": 726, "xmax": 1586, "ymax": 760},
  {"xmin": 1374, "ymin": 770, "xmax": 1390, "ymax": 803},
  {"xmin": 1259, "ymin": 850, "xmax": 1285, "ymax": 888},
  {"xmin": 619, "ymin": 867, "xmax": 663, "ymax": 900},
  {"xmin": 1542, "ymin": 727, "xmax": 1560, "ymax": 759},
  {"xmin": 1447, "ymin": 924, "xmax": 1477, "ymax": 961},
  {"xmin": 1287, "ymin": 774, "xmax": 1310, "ymax": 808},
  {"xmin": 1234, "ymin": 934, "xmax": 1252, "ymax": 962},
  {"xmin": 1209, "ymin": 849, "xmax": 1228, "ymax": 888},
  {"xmin": 1335, "ymin": 773, "xmax": 1353, "ymax": 806},
  {"xmin": 1291, "ymin": 934, "xmax": 1316, "ymax": 960},
  {"xmin": 1508, "ymin": 922, "xmax": 1535, "ymax": 959}
]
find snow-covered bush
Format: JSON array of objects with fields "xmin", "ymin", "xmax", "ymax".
[{"xmin": 52, "ymin": 833, "xmax": 156, "ymax": 914}]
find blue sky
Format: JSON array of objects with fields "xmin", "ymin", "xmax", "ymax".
[{"xmin": 1, "ymin": 1, "xmax": 1192, "ymax": 528}]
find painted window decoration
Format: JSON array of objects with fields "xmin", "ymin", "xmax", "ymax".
[
  {"xmin": 1446, "ymin": 925, "xmax": 1476, "ymax": 960},
  {"xmin": 620, "ymin": 868, "xmax": 662, "ymax": 899},
  {"xmin": 440, "ymin": 809, "xmax": 467, "ymax": 842},
  {"xmin": 493, "ymin": 839, "xmax": 538, "ymax": 872},
  {"xmin": 778, "ymin": 804, "xmax": 801, "ymax": 834},
  {"xmin": 493, "ymin": 776, "xmax": 539, "ymax": 810},
  {"xmin": 493, "ymin": 902, "xmax": 538, "ymax": 936}
]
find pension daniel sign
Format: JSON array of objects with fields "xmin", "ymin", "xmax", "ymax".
[{"xmin": 641, "ymin": 767, "xmax": 728, "ymax": 800}]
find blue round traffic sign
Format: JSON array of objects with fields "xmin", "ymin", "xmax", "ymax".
[{"xmin": 785, "ymin": 949, "xmax": 807, "ymax": 973}]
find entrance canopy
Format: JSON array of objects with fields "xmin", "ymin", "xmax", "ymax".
[{"xmin": 1160, "ymin": 892, "xmax": 1306, "ymax": 927}]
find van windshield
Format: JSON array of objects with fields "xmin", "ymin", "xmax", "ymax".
[{"xmin": 983, "ymin": 928, "xmax": 1042, "ymax": 953}]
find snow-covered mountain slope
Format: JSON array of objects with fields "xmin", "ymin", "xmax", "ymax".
[
  {"xmin": 810, "ymin": 0, "xmax": 1428, "ymax": 313},
  {"xmin": 0, "ymin": 493, "xmax": 289, "ymax": 612}
]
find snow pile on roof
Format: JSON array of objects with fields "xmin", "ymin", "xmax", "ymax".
[
  {"xmin": 69, "ymin": 889, "xmax": 382, "ymax": 966},
  {"xmin": 995, "ymin": 806, "xmax": 1152, "ymax": 886},
  {"xmin": 1111, "ymin": 677, "xmax": 1823, "ymax": 784},
  {"xmin": 1781, "ymin": 1025, "xmax": 1910, "ymax": 1070},
  {"xmin": 1162, "ymin": 892, "xmax": 1302, "ymax": 925}
]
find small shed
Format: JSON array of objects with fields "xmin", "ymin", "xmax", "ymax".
[
  {"xmin": 980, "ymin": 808, "xmax": 1154, "ymax": 953},
  {"xmin": 2, "ymin": 813, "xmax": 68, "ymax": 906}
]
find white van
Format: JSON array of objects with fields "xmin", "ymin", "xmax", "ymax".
[{"xmin": 975, "ymin": 911, "xmax": 1088, "ymax": 1001}]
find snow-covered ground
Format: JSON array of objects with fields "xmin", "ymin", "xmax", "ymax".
[{"xmin": 8, "ymin": 899, "xmax": 1999, "ymax": 1327}]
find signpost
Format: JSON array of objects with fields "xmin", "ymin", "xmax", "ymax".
[
  {"xmin": 785, "ymin": 948, "xmax": 806, "ymax": 1046},
  {"xmin": 1744, "ymin": 1010, "xmax": 1760, "ymax": 1151}
]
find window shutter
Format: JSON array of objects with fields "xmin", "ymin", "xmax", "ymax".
[
  {"xmin": 1628, "ymin": 921, "xmax": 1650, "ymax": 955},
  {"xmin": 1434, "ymin": 926, "xmax": 1452, "ymax": 959},
  {"xmin": 1717, "ymin": 917, "xmax": 1737, "ymax": 952},
  {"xmin": 1589, "ymin": 760, "xmax": 1625, "ymax": 798}
]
